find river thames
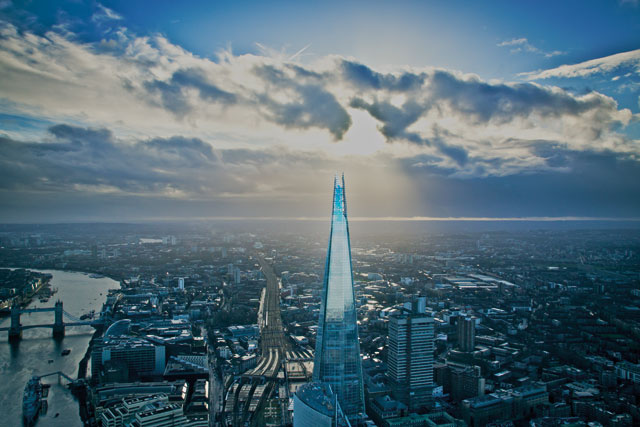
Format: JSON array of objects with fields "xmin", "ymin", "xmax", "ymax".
[{"xmin": 0, "ymin": 270, "xmax": 118, "ymax": 427}]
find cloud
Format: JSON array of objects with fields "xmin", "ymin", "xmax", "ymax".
[
  {"xmin": 401, "ymin": 147, "xmax": 640, "ymax": 218},
  {"xmin": 498, "ymin": 38, "xmax": 565, "ymax": 58},
  {"xmin": 0, "ymin": 19, "xmax": 637, "ymax": 185},
  {"xmin": 349, "ymin": 97, "xmax": 426, "ymax": 140},
  {"xmin": 0, "ymin": 124, "xmax": 334, "ymax": 197},
  {"xmin": 1, "ymin": 123, "xmax": 638, "ymax": 222},
  {"xmin": 92, "ymin": 4, "xmax": 123, "ymax": 22},
  {"xmin": 348, "ymin": 65, "xmax": 634, "ymax": 174},
  {"xmin": 1, "ymin": 123, "xmax": 427, "ymax": 221},
  {"xmin": 0, "ymin": 125, "xmax": 216, "ymax": 195},
  {"xmin": 341, "ymin": 59, "xmax": 426, "ymax": 91},
  {"xmin": 251, "ymin": 64, "xmax": 352, "ymax": 139},
  {"xmin": 143, "ymin": 68, "xmax": 237, "ymax": 116},
  {"xmin": 521, "ymin": 49, "xmax": 640, "ymax": 80},
  {"xmin": 0, "ymin": 5, "xmax": 638, "ymax": 221},
  {"xmin": 428, "ymin": 70, "xmax": 619, "ymax": 122}
]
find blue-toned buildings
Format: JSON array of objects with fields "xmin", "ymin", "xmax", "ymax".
[
  {"xmin": 293, "ymin": 382, "xmax": 350, "ymax": 427},
  {"xmin": 313, "ymin": 174, "xmax": 365, "ymax": 422},
  {"xmin": 387, "ymin": 304, "xmax": 435, "ymax": 411}
]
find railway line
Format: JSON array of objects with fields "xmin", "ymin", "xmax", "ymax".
[
  {"xmin": 222, "ymin": 255, "xmax": 291, "ymax": 426},
  {"xmin": 257, "ymin": 255, "xmax": 290, "ymax": 358}
]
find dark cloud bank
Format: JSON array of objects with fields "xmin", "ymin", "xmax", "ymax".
[{"xmin": 1, "ymin": 123, "xmax": 639, "ymax": 222}]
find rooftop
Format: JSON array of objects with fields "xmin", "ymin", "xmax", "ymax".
[{"xmin": 295, "ymin": 381, "xmax": 337, "ymax": 417}]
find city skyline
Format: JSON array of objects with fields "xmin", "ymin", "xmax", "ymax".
[
  {"xmin": 0, "ymin": 212, "xmax": 639, "ymax": 425},
  {"xmin": 1, "ymin": 1, "xmax": 640, "ymax": 222}
]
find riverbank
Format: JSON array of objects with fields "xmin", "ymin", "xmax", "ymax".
[
  {"xmin": 0, "ymin": 268, "xmax": 53, "ymax": 313},
  {"xmin": 78, "ymin": 327, "xmax": 103, "ymax": 380},
  {"xmin": 76, "ymin": 327, "xmax": 104, "ymax": 426},
  {"xmin": 0, "ymin": 270, "xmax": 119, "ymax": 426},
  {"xmin": 3, "ymin": 263, "xmax": 123, "ymax": 284}
]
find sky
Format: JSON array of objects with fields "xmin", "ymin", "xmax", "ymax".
[{"xmin": 0, "ymin": 0, "xmax": 639, "ymax": 222}]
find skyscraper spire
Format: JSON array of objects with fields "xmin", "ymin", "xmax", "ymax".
[{"xmin": 313, "ymin": 173, "xmax": 365, "ymax": 422}]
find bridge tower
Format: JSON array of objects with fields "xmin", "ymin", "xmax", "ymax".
[
  {"xmin": 8, "ymin": 302, "xmax": 22, "ymax": 341},
  {"xmin": 53, "ymin": 300, "xmax": 65, "ymax": 338}
]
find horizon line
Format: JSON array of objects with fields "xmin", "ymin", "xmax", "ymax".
[{"xmin": 2, "ymin": 216, "xmax": 640, "ymax": 225}]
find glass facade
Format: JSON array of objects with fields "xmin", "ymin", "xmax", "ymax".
[
  {"xmin": 293, "ymin": 382, "xmax": 350, "ymax": 427},
  {"xmin": 313, "ymin": 174, "xmax": 365, "ymax": 421}
]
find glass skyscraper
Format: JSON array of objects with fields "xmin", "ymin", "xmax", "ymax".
[{"xmin": 313, "ymin": 174, "xmax": 365, "ymax": 422}]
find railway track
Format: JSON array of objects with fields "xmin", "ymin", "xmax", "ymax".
[{"xmin": 223, "ymin": 255, "xmax": 290, "ymax": 426}]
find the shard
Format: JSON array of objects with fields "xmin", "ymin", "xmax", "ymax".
[{"xmin": 313, "ymin": 173, "xmax": 365, "ymax": 422}]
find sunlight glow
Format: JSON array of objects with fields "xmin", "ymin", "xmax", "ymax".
[{"xmin": 329, "ymin": 109, "xmax": 386, "ymax": 156}]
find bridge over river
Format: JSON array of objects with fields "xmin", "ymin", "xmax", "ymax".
[{"xmin": 0, "ymin": 300, "xmax": 105, "ymax": 341}]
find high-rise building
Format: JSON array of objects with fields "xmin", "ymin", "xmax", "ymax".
[
  {"xmin": 313, "ymin": 174, "xmax": 365, "ymax": 422},
  {"xmin": 91, "ymin": 336, "xmax": 166, "ymax": 382},
  {"xmin": 178, "ymin": 277, "xmax": 185, "ymax": 290},
  {"xmin": 437, "ymin": 362, "xmax": 485, "ymax": 402},
  {"xmin": 451, "ymin": 364, "xmax": 484, "ymax": 402},
  {"xmin": 457, "ymin": 316, "xmax": 476, "ymax": 352},
  {"xmin": 387, "ymin": 303, "xmax": 434, "ymax": 411}
]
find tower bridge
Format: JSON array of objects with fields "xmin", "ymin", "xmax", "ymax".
[{"xmin": 0, "ymin": 300, "xmax": 105, "ymax": 341}]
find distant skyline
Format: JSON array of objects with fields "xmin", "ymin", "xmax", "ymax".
[{"xmin": 1, "ymin": 1, "xmax": 640, "ymax": 222}]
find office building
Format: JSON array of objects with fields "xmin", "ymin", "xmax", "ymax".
[
  {"xmin": 461, "ymin": 385, "xmax": 549, "ymax": 426},
  {"xmin": 100, "ymin": 393, "xmax": 169, "ymax": 427},
  {"xmin": 385, "ymin": 410, "xmax": 462, "ymax": 427},
  {"xmin": 313, "ymin": 174, "xmax": 365, "ymax": 422},
  {"xmin": 387, "ymin": 305, "xmax": 434, "ymax": 411},
  {"xmin": 457, "ymin": 316, "xmax": 475, "ymax": 352},
  {"xmin": 461, "ymin": 392, "xmax": 513, "ymax": 427},
  {"xmin": 368, "ymin": 395, "xmax": 407, "ymax": 426},
  {"xmin": 510, "ymin": 384, "xmax": 549, "ymax": 419},
  {"xmin": 130, "ymin": 401, "xmax": 188, "ymax": 426},
  {"xmin": 450, "ymin": 365, "xmax": 484, "ymax": 402},
  {"xmin": 615, "ymin": 361, "xmax": 640, "ymax": 383},
  {"xmin": 436, "ymin": 362, "xmax": 485, "ymax": 402},
  {"xmin": 91, "ymin": 336, "xmax": 166, "ymax": 382}
]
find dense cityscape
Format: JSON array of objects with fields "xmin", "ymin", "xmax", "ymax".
[
  {"xmin": 1, "ymin": 187, "xmax": 639, "ymax": 426},
  {"xmin": 2, "ymin": 1, "xmax": 640, "ymax": 426}
]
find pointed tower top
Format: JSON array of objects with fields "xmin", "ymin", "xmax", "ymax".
[{"xmin": 332, "ymin": 172, "xmax": 347, "ymax": 217}]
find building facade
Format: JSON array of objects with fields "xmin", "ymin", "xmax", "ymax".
[
  {"xmin": 313, "ymin": 174, "xmax": 365, "ymax": 422},
  {"xmin": 439, "ymin": 362, "xmax": 485, "ymax": 402},
  {"xmin": 91, "ymin": 336, "xmax": 165, "ymax": 381},
  {"xmin": 457, "ymin": 316, "xmax": 475, "ymax": 352},
  {"xmin": 387, "ymin": 309, "xmax": 434, "ymax": 411}
]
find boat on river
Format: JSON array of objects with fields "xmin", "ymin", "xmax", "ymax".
[
  {"xmin": 22, "ymin": 376, "xmax": 43, "ymax": 426},
  {"xmin": 79, "ymin": 310, "xmax": 95, "ymax": 320}
]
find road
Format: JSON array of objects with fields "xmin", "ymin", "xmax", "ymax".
[{"xmin": 209, "ymin": 349, "xmax": 224, "ymax": 426}]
